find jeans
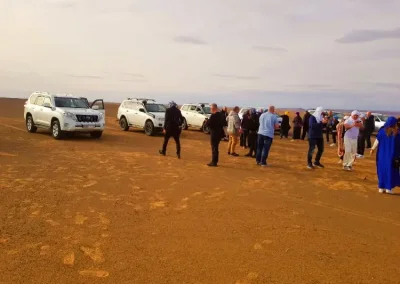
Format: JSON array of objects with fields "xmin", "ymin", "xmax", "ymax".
[
  {"xmin": 211, "ymin": 134, "xmax": 221, "ymax": 164},
  {"xmin": 308, "ymin": 138, "xmax": 324, "ymax": 165},
  {"xmin": 256, "ymin": 135, "xmax": 273, "ymax": 165},
  {"xmin": 343, "ymin": 137, "xmax": 357, "ymax": 167},
  {"xmin": 227, "ymin": 134, "xmax": 239, "ymax": 153},
  {"xmin": 162, "ymin": 130, "xmax": 181, "ymax": 154}
]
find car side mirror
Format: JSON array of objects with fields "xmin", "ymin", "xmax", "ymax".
[
  {"xmin": 43, "ymin": 102, "xmax": 51, "ymax": 108},
  {"xmin": 139, "ymin": 108, "xmax": 145, "ymax": 113},
  {"xmin": 92, "ymin": 105, "xmax": 100, "ymax": 110}
]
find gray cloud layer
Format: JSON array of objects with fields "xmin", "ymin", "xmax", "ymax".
[
  {"xmin": 212, "ymin": 74, "xmax": 260, "ymax": 80},
  {"xmin": 173, "ymin": 36, "xmax": 207, "ymax": 45},
  {"xmin": 336, "ymin": 27, "xmax": 400, "ymax": 43}
]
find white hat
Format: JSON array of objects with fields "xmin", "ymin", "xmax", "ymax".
[{"xmin": 351, "ymin": 110, "xmax": 360, "ymax": 116}]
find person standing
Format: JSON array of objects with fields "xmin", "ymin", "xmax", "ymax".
[
  {"xmin": 159, "ymin": 101, "xmax": 183, "ymax": 159},
  {"xmin": 292, "ymin": 112, "xmax": 303, "ymax": 140},
  {"xmin": 280, "ymin": 111, "xmax": 290, "ymax": 139},
  {"xmin": 357, "ymin": 114, "xmax": 367, "ymax": 158},
  {"xmin": 330, "ymin": 116, "xmax": 339, "ymax": 147},
  {"xmin": 364, "ymin": 111, "xmax": 375, "ymax": 148},
  {"xmin": 245, "ymin": 109, "xmax": 260, "ymax": 158},
  {"xmin": 336, "ymin": 116, "xmax": 348, "ymax": 163},
  {"xmin": 325, "ymin": 111, "xmax": 333, "ymax": 144},
  {"xmin": 301, "ymin": 111, "xmax": 311, "ymax": 140},
  {"xmin": 307, "ymin": 107, "xmax": 328, "ymax": 169},
  {"xmin": 226, "ymin": 106, "xmax": 241, "ymax": 156},
  {"xmin": 221, "ymin": 106, "xmax": 229, "ymax": 141},
  {"xmin": 240, "ymin": 110, "xmax": 250, "ymax": 149},
  {"xmin": 206, "ymin": 104, "xmax": 225, "ymax": 167},
  {"xmin": 256, "ymin": 106, "xmax": 279, "ymax": 167},
  {"xmin": 371, "ymin": 117, "xmax": 400, "ymax": 194},
  {"xmin": 343, "ymin": 110, "xmax": 363, "ymax": 171}
]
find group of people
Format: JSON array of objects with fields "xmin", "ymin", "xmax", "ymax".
[{"xmin": 158, "ymin": 102, "xmax": 400, "ymax": 195}]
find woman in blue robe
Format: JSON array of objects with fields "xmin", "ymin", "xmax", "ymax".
[{"xmin": 376, "ymin": 116, "xmax": 400, "ymax": 194}]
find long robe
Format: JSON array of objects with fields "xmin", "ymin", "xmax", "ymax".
[{"xmin": 376, "ymin": 129, "xmax": 400, "ymax": 190}]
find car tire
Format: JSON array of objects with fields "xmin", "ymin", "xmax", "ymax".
[
  {"xmin": 119, "ymin": 116, "xmax": 129, "ymax": 131},
  {"xmin": 26, "ymin": 115, "xmax": 37, "ymax": 133},
  {"xmin": 51, "ymin": 119, "xmax": 64, "ymax": 140},
  {"xmin": 182, "ymin": 118, "xmax": 188, "ymax": 130},
  {"xmin": 202, "ymin": 122, "xmax": 210, "ymax": 134},
  {"xmin": 90, "ymin": 131, "xmax": 103, "ymax": 139},
  {"xmin": 144, "ymin": 120, "xmax": 155, "ymax": 136}
]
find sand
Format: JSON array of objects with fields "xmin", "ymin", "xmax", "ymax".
[{"xmin": 0, "ymin": 98, "xmax": 400, "ymax": 284}]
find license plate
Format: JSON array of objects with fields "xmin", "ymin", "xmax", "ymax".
[{"xmin": 83, "ymin": 125, "xmax": 95, "ymax": 128}]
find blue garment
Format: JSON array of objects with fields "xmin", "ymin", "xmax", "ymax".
[
  {"xmin": 376, "ymin": 117, "xmax": 400, "ymax": 190},
  {"xmin": 308, "ymin": 116, "xmax": 323, "ymax": 139},
  {"xmin": 258, "ymin": 112, "xmax": 278, "ymax": 138},
  {"xmin": 256, "ymin": 134, "xmax": 273, "ymax": 165}
]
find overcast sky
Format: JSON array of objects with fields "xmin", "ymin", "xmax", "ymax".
[{"xmin": 0, "ymin": 0, "xmax": 399, "ymax": 110}]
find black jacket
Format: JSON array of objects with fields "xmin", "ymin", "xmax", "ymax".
[
  {"xmin": 164, "ymin": 106, "xmax": 183, "ymax": 132},
  {"xmin": 303, "ymin": 112, "xmax": 311, "ymax": 128},
  {"xmin": 248, "ymin": 113, "xmax": 259, "ymax": 132},
  {"xmin": 207, "ymin": 112, "xmax": 225, "ymax": 137},
  {"xmin": 365, "ymin": 115, "xmax": 375, "ymax": 132}
]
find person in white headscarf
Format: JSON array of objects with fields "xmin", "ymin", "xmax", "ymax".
[
  {"xmin": 307, "ymin": 107, "xmax": 328, "ymax": 169},
  {"xmin": 343, "ymin": 110, "xmax": 364, "ymax": 170}
]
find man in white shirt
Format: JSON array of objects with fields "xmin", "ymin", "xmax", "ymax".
[{"xmin": 343, "ymin": 110, "xmax": 364, "ymax": 171}]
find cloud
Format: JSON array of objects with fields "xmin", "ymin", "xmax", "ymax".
[
  {"xmin": 47, "ymin": 0, "xmax": 77, "ymax": 8},
  {"xmin": 374, "ymin": 82, "xmax": 400, "ymax": 89},
  {"xmin": 120, "ymin": 72, "xmax": 145, "ymax": 78},
  {"xmin": 336, "ymin": 27, "xmax": 400, "ymax": 43},
  {"xmin": 173, "ymin": 36, "xmax": 207, "ymax": 45},
  {"xmin": 253, "ymin": 46, "xmax": 288, "ymax": 55},
  {"xmin": 65, "ymin": 74, "xmax": 103, "ymax": 80},
  {"xmin": 287, "ymin": 84, "xmax": 332, "ymax": 89},
  {"xmin": 120, "ymin": 79, "xmax": 147, "ymax": 83},
  {"xmin": 212, "ymin": 74, "xmax": 260, "ymax": 80}
]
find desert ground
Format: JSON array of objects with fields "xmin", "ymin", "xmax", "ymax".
[{"xmin": 1, "ymin": 98, "xmax": 400, "ymax": 284}]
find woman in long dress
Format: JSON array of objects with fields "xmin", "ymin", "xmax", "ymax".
[
  {"xmin": 292, "ymin": 112, "xmax": 303, "ymax": 140},
  {"xmin": 372, "ymin": 117, "xmax": 400, "ymax": 194}
]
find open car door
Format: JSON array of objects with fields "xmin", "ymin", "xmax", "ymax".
[{"xmin": 91, "ymin": 99, "xmax": 105, "ymax": 115}]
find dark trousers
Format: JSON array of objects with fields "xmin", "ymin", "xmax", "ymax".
[
  {"xmin": 331, "ymin": 131, "xmax": 337, "ymax": 144},
  {"xmin": 308, "ymin": 138, "xmax": 324, "ymax": 165},
  {"xmin": 325, "ymin": 129, "xmax": 330, "ymax": 142},
  {"xmin": 358, "ymin": 134, "xmax": 365, "ymax": 155},
  {"xmin": 365, "ymin": 131, "xmax": 372, "ymax": 148},
  {"xmin": 301, "ymin": 127, "xmax": 309, "ymax": 140},
  {"xmin": 210, "ymin": 134, "xmax": 221, "ymax": 165},
  {"xmin": 280, "ymin": 127, "xmax": 289, "ymax": 138},
  {"xmin": 247, "ymin": 131, "xmax": 258, "ymax": 156},
  {"xmin": 162, "ymin": 130, "xmax": 181, "ymax": 154},
  {"xmin": 240, "ymin": 129, "xmax": 249, "ymax": 148},
  {"xmin": 256, "ymin": 135, "xmax": 273, "ymax": 165}
]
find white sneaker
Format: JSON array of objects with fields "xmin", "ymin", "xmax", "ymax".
[
  {"xmin": 330, "ymin": 143, "xmax": 336, "ymax": 147},
  {"xmin": 356, "ymin": 154, "xmax": 364, "ymax": 159},
  {"xmin": 386, "ymin": 189, "xmax": 394, "ymax": 195},
  {"xmin": 379, "ymin": 188, "xmax": 385, "ymax": 193}
]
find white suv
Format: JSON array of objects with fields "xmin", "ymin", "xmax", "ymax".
[
  {"xmin": 24, "ymin": 92, "xmax": 105, "ymax": 139},
  {"xmin": 117, "ymin": 98, "xmax": 166, "ymax": 136},
  {"xmin": 180, "ymin": 103, "xmax": 211, "ymax": 134}
]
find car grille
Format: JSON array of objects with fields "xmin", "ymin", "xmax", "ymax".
[{"xmin": 76, "ymin": 115, "xmax": 98, "ymax": 122}]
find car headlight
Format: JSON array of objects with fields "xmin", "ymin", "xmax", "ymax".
[
  {"xmin": 63, "ymin": 112, "xmax": 77, "ymax": 121},
  {"xmin": 98, "ymin": 112, "xmax": 104, "ymax": 119}
]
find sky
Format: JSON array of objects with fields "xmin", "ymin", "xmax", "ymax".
[{"xmin": 0, "ymin": 0, "xmax": 399, "ymax": 110}]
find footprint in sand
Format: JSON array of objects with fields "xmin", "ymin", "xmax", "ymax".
[
  {"xmin": 79, "ymin": 270, "xmax": 109, "ymax": 278},
  {"xmin": 63, "ymin": 252, "xmax": 75, "ymax": 266},
  {"xmin": 80, "ymin": 246, "xmax": 105, "ymax": 263}
]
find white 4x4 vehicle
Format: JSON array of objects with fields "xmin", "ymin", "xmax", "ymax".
[
  {"xmin": 117, "ymin": 98, "xmax": 166, "ymax": 136},
  {"xmin": 180, "ymin": 103, "xmax": 211, "ymax": 134},
  {"xmin": 24, "ymin": 92, "xmax": 105, "ymax": 139}
]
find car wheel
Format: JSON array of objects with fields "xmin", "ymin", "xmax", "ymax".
[
  {"xmin": 119, "ymin": 117, "xmax": 129, "ymax": 131},
  {"xmin": 202, "ymin": 122, "xmax": 210, "ymax": 134},
  {"xmin": 51, "ymin": 119, "xmax": 64, "ymax": 140},
  {"xmin": 26, "ymin": 115, "xmax": 37, "ymax": 133},
  {"xmin": 90, "ymin": 131, "xmax": 103, "ymax": 139},
  {"xmin": 144, "ymin": 120, "xmax": 155, "ymax": 136},
  {"xmin": 182, "ymin": 118, "xmax": 188, "ymax": 130}
]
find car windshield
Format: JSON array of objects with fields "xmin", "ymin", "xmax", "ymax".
[
  {"xmin": 377, "ymin": 114, "xmax": 389, "ymax": 121},
  {"xmin": 202, "ymin": 106, "xmax": 211, "ymax": 114},
  {"xmin": 54, "ymin": 97, "xmax": 89, "ymax": 108},
  {"xmin": 145, "ymin": 103, "xmax": 166, "ymax": 112}
]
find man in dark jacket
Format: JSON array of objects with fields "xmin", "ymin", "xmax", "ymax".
[
  {"xmin": 302, "ymin": 111, "xmax": 311, "ymax": 140},
  {"xmin": 220, "ymin": 106, "xmax": 229, "ymax": 141},
  {"xmin": 307, "ymin": 107, "xmax": 328, "ymax": 169},
  {"xmin": 159, "ymin": 101, "xmax": 183, "ymax": 159},
  {"xmin": 206, "ymin": 103, "xmax": 225, "ymax": 167},
  {"xmin": 245, "ymin": 108, "xmax": 260, "ymax": 158},
  {"xmin": 364, "ymin": 111, "xmax": 375, "ymax": 148}
]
